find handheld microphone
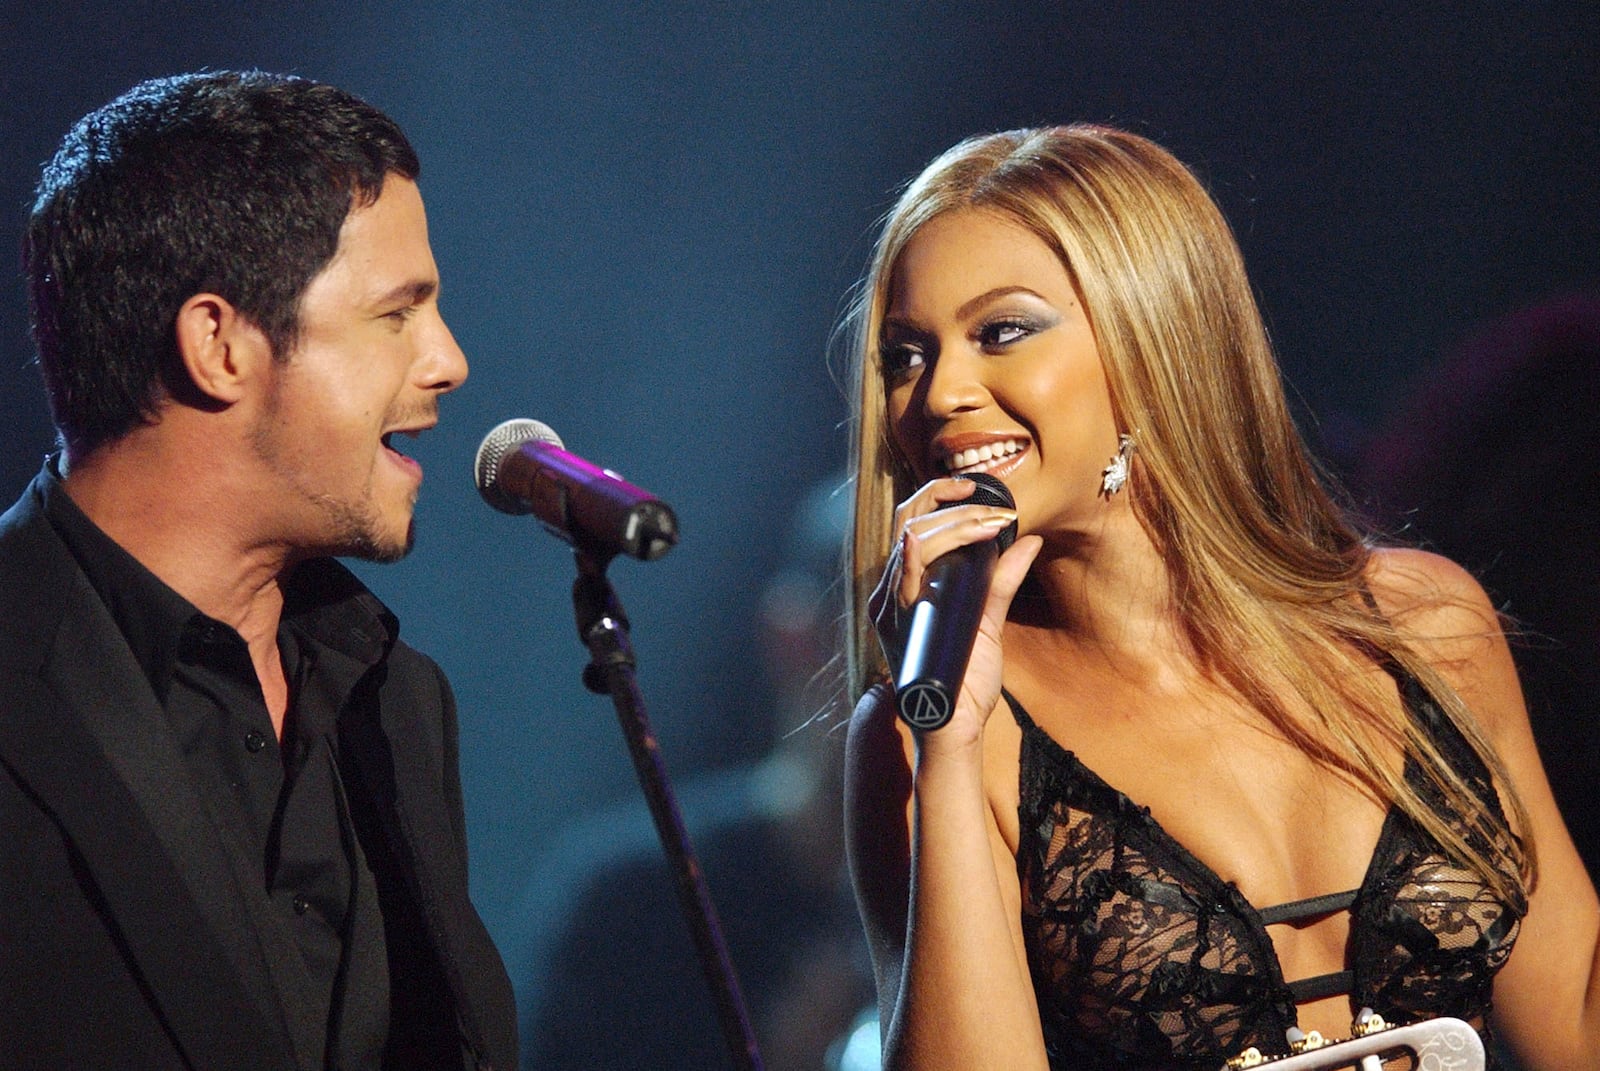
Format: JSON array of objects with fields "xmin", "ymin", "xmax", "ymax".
[
  {"xmin": 474, "ymin": 418, "xmax": 679, "ymax": 561},
  {"xmin": 895, "ymin": 472, "xmax": 1017, "ymax": 730}
]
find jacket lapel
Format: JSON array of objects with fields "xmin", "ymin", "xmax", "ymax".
[{"xmin": 0, "ymin": 489, "xmax": 302, "ymax": 1070}]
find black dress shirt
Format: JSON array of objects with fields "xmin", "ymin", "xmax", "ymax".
[{"xmin": 42, "ymin": 465, "xmax": 389, "ymax": 1069}]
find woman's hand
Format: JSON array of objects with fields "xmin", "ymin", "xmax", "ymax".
[{"xmin": 868, "ymin": 477, "xmax": 1042, "ymax": 748}]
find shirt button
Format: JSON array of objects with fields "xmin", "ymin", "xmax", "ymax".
[
  {"xmin": 292, "ymin": 894, "xmax": 310, "ymax": 916},
  {"xmin": 244, "ymin": 730, "xmax": 267, "ymax": 753}
]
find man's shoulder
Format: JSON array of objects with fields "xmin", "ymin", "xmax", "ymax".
[
  {"xmin": 0, "ymin": 475, "xmax": 46, "ymax": 545},
  {"xmin": 0, "ymin": 478, "xmax": 79, "ymax": 637},
  {"xmin": 357, "ymin": 621, "xmax": 453, "ymax": 736},
  {"xmin": 382, "ymin": 636, "xmax": 448, "ymax": 689},
  {"xmin": 0, "ymin": 467, "xmax": 66, "ymax": 556}
]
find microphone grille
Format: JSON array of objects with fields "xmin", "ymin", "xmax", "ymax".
[{"xmin": 474, "ymin": 418, "xmax": 564, "ymax": 514}]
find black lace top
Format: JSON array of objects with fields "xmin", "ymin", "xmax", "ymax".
[{"xmin": 1009, "ymin": 672, "xmax": 1525, "ymax": 1070}]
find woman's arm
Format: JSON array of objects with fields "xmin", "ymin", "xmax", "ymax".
[
  {"xmin": 845, "ymin": 685, "xmax": 1048, "ymax": 1071},
  {"xmin": 1372, "ymin": 548, "xmax": 1600, "ymax": 1071},
  {"xmin": 844, "ymin": 528, "xmax": 1047, "ymax": 1071}
]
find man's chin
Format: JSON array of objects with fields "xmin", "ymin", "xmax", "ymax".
[
  {"xmin": 371, "ymin": 520, "xmax": 417, "ymax": 564},
  {"xmin": 337, "ymin": 519, "xmax": 416, "ymax": 565}
]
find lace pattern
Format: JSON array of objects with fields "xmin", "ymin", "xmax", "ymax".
[{"xmin": 1009, "ymin": 679, "xmax": 1524, "ymax": 1071}]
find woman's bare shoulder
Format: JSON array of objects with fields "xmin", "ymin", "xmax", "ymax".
[
  {"xmin": 1364, "ymin": 545, "xmax": 1523, "ymax": 735},
  {"xmin": 1364, "ymin": 545, "xmax": 1500, "ymax": 635}
]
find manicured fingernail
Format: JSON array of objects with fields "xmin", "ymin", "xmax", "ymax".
[{"xmin": 979, "ymin": 512, "xmax": 1017, "ymax": 528}]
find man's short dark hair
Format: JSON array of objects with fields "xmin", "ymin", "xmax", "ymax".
[{"xmin": 24, "ymin": 70, "xmax": 420, "ymax": 457}]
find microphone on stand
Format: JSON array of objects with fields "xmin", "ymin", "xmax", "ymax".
[
  {"xmin": 894, "ymin": 472, "xmax": 1017, "ymax": 731},
  {"xmin": 473, "ymin": 418, "xmax": 678, "ymax": 561},
  {"xmin": 473, "ymin": 421, "xmax": 764, "ymax": 1070}
]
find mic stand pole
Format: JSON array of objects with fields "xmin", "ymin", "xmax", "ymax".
[{"xmin": 569, "ymin": 548, "xmax": 765, "ymax": 1071}]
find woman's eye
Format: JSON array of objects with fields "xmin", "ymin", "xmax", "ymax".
[
  {"xmin": 880, "ymin": 342, "xmax": 926, "ymax": 377},
  {"xmin": 979, "ymin": 319, "xmax": 1033, "ymax": 348}
]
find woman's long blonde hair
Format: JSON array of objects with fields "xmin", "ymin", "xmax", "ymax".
[{"xmin": 843, "ymin": 125, "xmax": 1531, "ymax": 903}]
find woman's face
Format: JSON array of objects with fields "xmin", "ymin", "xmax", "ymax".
[{"xmin": 880, "ymin": 207, "xmax": 1122, "ymax": 534}]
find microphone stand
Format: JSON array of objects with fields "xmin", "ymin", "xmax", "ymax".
[{"xmin": 569, "ymin": 548, "xmax": 765, "ymax": 1071}]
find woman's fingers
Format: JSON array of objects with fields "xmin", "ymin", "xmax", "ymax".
[
  {"xmin": 871, "ymin": 478, "xmax": 1017, "ymax": 670},
  {"xmin": 891, "ymin": 475, "xmax": 977, "ymax": 520},
  {"xmin": 871, "ymin": 478, "xmax": 980, "ymax": 615},
  {"xmin": 896, "ymin": 506, "xmax": 1018, "ymax": 607}
]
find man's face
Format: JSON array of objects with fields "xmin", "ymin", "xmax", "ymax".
[{"xmin": 251, "ymin": 176, "xmax": 467, "ymax": 562}]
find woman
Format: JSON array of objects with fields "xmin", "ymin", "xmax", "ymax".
[{"xmin": 841, "ymin": 125, "xmax": 1597, "ymax": 1071}]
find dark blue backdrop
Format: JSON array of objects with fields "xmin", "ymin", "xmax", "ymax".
[{"xmin": 2, "ymin": 0, "xmax": 1596, "ymax": 1048}]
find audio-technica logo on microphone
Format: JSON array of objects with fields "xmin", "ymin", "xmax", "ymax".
[{"xmin": 897, "ymin": 682, "xmax": 952, "ymax": 731}]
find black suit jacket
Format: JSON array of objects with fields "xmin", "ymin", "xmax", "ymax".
[{"xmin": 0, "ymin": 472, "xmax": 517, "ymax": 1070}]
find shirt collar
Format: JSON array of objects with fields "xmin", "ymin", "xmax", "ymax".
[{"xmin": 39, "ymin": 456, "xmax": 400, "ymax": 700}]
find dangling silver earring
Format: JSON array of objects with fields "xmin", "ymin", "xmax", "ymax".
[{"xmin": 1100, "ymin": 434, "xmax": 1135, "ymax": 496}]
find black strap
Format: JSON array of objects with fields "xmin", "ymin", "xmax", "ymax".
[
  {"xmin": 1262, "ymin": 889, "xmax": 1360, "ymax": 1004},
  {"xmin": 1257, "ymin": 888, "xmax": 1358, "ymax": 926},
  {"xmin": 1287, "ymin": 970, "xmax": 1354, "ymax": 1003}
]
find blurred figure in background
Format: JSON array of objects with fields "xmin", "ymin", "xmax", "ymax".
[
  {"xmin": 515, "ymin": 476, "xmax": 875, "ymax": 1070},
  {"xmin": 1355, "ymin": 289, "xmax": 1600, "ymax": 876}
]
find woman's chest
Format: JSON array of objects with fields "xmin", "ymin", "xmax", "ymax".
[{"xmin": 994, "ymin": 673, "xmax": 1394, "ymax": 909}]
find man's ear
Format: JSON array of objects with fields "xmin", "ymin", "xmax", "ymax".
[{"xmin": 173, "ymin": 293, "xmax": 273, "ymax": 405}]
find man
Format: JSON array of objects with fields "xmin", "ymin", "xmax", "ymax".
[{"xmin": 0, "ymin": 72, "xmax": 516, "ymax": 1070}]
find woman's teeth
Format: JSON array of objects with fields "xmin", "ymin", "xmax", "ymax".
[{"xmin": 944, "ymin": 439, "xmax": 1024, "ymax": 474}]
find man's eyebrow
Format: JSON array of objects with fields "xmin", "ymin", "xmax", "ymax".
[{"xmin": 372, "ymin": 279, "xmax": 438, "ymax": 308}]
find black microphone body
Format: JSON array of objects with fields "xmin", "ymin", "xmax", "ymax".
[
  {"xmin": 475, "ymin": 419, "xmax": 678, "ymax": 561},
  {"xmin": 895, "ymin": 472, "xmax": 1016, "ymax": 731}
]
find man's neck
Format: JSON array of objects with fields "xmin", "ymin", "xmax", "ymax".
[{"xmin": 63, "ymin": 433, "xmax": 296, "ymax": 734}]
